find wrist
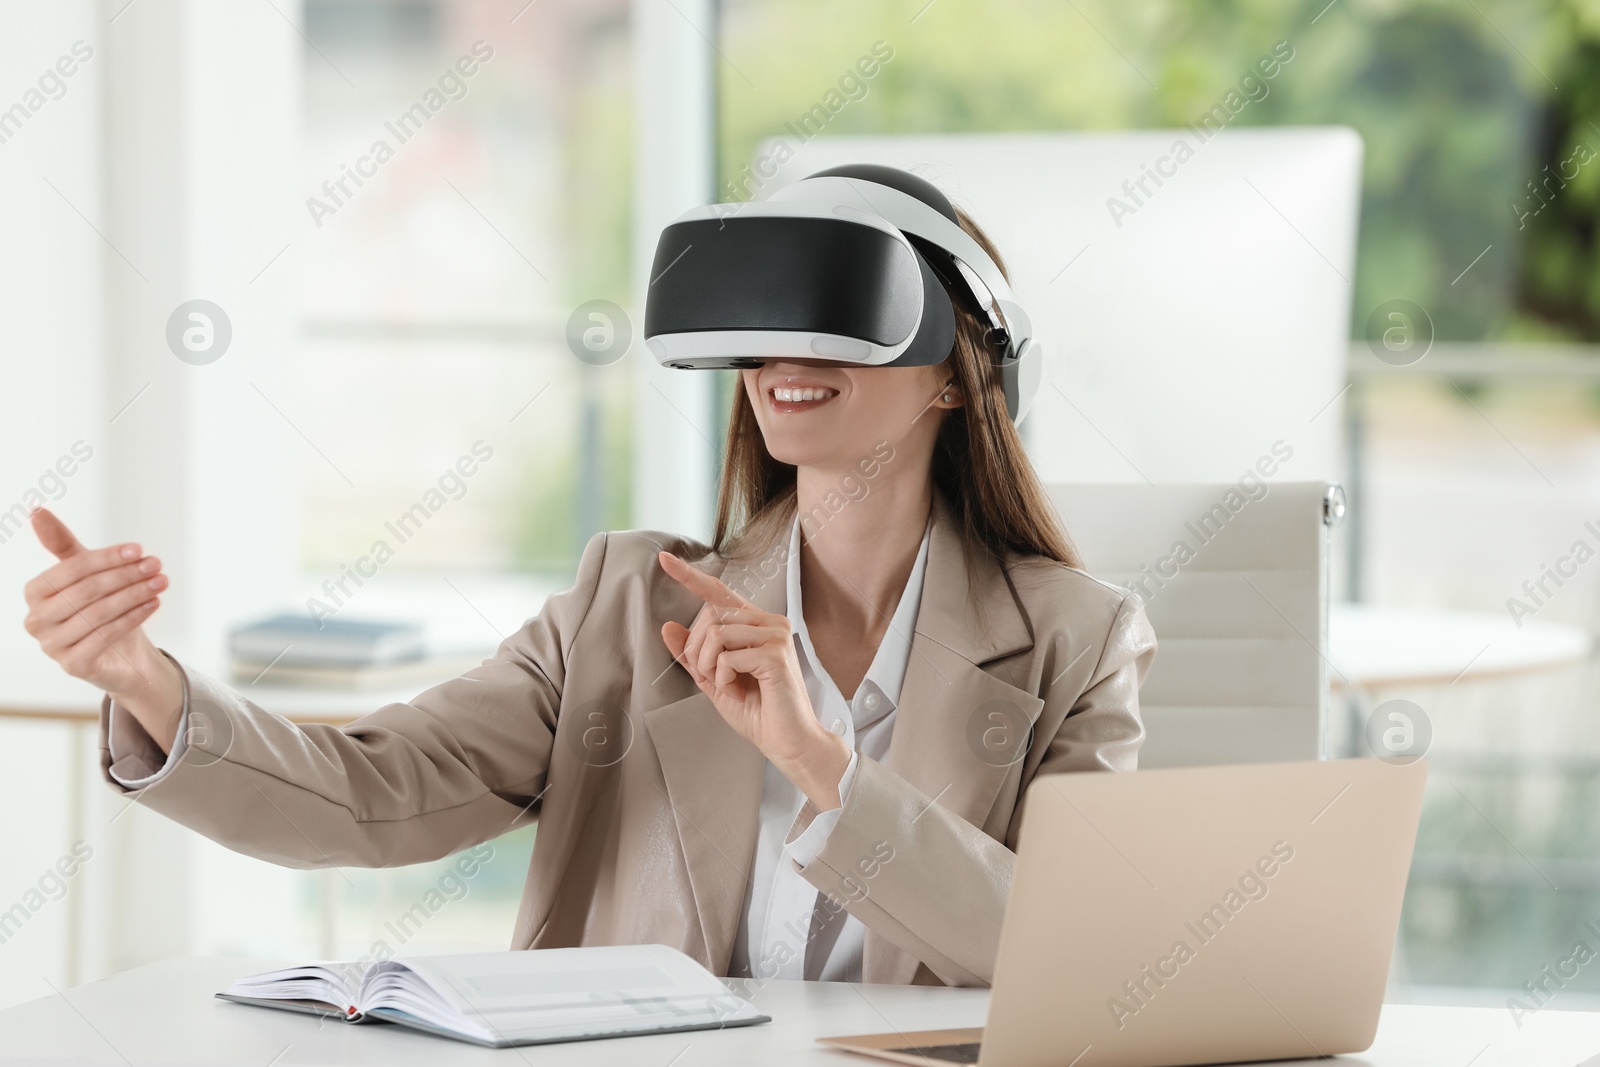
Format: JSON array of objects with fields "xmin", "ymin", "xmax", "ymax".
[
  {"xmin": 777, "ymin": 726, "xmax": 851, "ymax": 812},
  {"xmin": 108, "ymin": 646, "xmax": 185, "ymax": 751}
]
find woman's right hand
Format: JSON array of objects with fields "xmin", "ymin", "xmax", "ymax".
[{"xmin": 23, "ymin": 507, "xmax": 184, "ymax": 750}]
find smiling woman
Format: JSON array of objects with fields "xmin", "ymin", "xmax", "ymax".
[{"xmin": 20, "ymin": 163, "xmax": 1154, "ymax": 992}]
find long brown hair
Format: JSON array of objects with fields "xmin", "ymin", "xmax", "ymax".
[{"xmin": 711, "ymin": 205, "xmax": 1082, "ymax": 575}]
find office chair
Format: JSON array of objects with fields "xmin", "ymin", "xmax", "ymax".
[{"xmin": 1046, "ymin": 482, "xmax": 1344, "ymax": 769}]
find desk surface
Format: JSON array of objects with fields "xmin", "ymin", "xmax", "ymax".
[
  {"xmin": 2, "ymin": 957, "xmax": 1599, "ymax": 1066},
  {"xmin": 1329, "ymin": 602, "xmax": 1592, "ymax": 689}
]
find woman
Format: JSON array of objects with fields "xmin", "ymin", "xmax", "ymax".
[{"xmin": 22, "ymin": 180, "xmax": 1155, "ymax": 990}]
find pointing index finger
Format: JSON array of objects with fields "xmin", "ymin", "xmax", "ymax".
[
  {"xmin": 658, "ymin": 551, "xmax": 749, "ymax": 613},
  {"xmin": 30, "ymin": 507, "xmax": 88, "ymax": 560}
]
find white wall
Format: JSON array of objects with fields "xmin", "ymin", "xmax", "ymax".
[
  {"xmin": 0, "ymin": 0, "xmax": 110, "ymax": 1008},
  {"xmin": 0, "ymin": 0, "xmax": 301, "ymax": 1003}
]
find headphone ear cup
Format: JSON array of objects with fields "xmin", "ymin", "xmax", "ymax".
[{"xmin": 882, "ymin": 247, "xmax": 956, "ymax": 367}]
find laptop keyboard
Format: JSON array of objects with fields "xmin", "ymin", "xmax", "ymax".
[{"xmin": 887, "ymin": 1042, "xmax": 983, "ymax": 1064}]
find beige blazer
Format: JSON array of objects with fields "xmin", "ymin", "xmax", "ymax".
[{"xmin": 100, "ymin": 491, "xmax": 1156, "ymax": 987}]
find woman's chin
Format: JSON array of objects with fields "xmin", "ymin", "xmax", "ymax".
[
  {"xmin": 762, "ymin": 440, "xmax": 863, "ymax": 470},
  {"xmin": 764, "ymin": 445, "xmax": 827, "ymax": 469}
]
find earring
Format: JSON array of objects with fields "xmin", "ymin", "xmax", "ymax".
[{"xmin": 942, "ymin": 392, "xmax": 954, "ymax": 403}]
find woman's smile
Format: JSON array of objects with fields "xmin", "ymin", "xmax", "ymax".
[
  {"xmin": 763, "ymin": 372, "xmax": 843, "ymax": 414},
  {"xmin": 768, "ymin": 384, "xmax": 840, "ymax": 412}
]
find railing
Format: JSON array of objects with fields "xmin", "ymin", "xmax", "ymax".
[{"xmin": 1343, "ymin": 341, "xmax": 1600, "ymax": 602}]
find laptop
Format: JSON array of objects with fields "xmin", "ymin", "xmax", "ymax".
[{"xmin": 819, "ymin": 757, "xmax": 1428, "ymax": 1067}]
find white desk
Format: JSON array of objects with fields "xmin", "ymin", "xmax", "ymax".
[
  {"xmin": 2, "ymin": 957, "xmax": 1599, "ymax": 1065},
  {"xmin": 1329, "ymin": 603, "xmax": 1592, "ymax": 689}
]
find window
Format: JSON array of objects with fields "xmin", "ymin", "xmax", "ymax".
[{"xmin": 715, "ymin": 0, "xmax": 1600, "ymax": 1003}]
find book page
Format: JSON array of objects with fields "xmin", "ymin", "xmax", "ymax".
[
  {"xmin": 224, "ymin": 962, "xmax": 362, "ymax": 1012},
  {"xmin": 363, "ymin": 945, "xmax": 763, "ymax": 1045}
]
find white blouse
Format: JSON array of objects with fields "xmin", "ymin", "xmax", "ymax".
[{"xmin": 725, "ymin": 511, "xmax": 932, "ymax": 983}]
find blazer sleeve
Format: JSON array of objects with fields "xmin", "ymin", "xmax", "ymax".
[
  {"xmin": 791, "ymin": 592, "xmax": 1156, "ymax": 987},
  {"xmin": 95, "ymin": 532, "xmax": 612, "ymax": 869}
]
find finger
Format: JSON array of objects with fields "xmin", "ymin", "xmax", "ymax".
[
  {"xmin": 716, "ymin": 650, "xmax": 740, "ymax": 691},
  {"xmin": 39, "ymin": 574, "xmax": 167, "ymax": 653},
  {"xmin": 30, "ymin": 508, "xmax": 87, "ymax": 560},
  {"xmin": 58, "ymin": 598, "xmax": 157, "ymax": 677},
  {"xmin": 661, "ymin": 620, "xmax": 690, "ymax": 662},
  {"xmin": 683, "ymin": 609, "xmax": 716, "ymax": 676},
  {"xmin": 695, "ymin": 622, "xmax": 729, "ymax": 684},
  {"xmin": 661, "ymin": 621, "xmax": 708, "ymax": 687},
  {"xmin": 686, "ymin": 606, "xmax": 766, "ymax": 666},
  {"xmin": 24, "ymin": 542, "xmax": 144, "ymax": 604},
  {"xmin": 704, "ymin": 605, "xmax": 766, "ymax": 627},
  {"xmin": 717, "ymin": 647, "xmax": 774, "ymax": 673},
  {"xmin": 714, "ymin": 647, "xmax": 776, "ymax": 694},
  {"xmin": 658, "ymin": 551, "xmax": 748, "ymax": 612},
  {"xmin": 40, "ymin": 576, "xmax": 164, "ymax": 654},
  {"xmin": 32, "ymin": 558, "xmax": 162, "ymax": 627},
  {"xmin": 705, "ymin": 622, "xmax": 777, "ymax": 651}
]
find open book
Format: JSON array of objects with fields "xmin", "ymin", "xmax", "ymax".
[{"xmin": 216, "ymin": 944, "xmax": 769, "ymax": 1048}]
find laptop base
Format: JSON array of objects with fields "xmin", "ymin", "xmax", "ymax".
[{"xmin": 820, "ymin": 1027, "xmax": 985, "ymax": 1067}]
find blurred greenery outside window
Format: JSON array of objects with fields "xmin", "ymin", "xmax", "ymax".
[
  {"xmin": 285, "ymin": 0, "xmax": 632, "ymax": 956},
  {"xmin": 299, "ymin": 0, "xmax": 634, "ymax": 588},
  {"xmin": 719, "ymin": 0, "xmax": 1598, "ymax": 345}
]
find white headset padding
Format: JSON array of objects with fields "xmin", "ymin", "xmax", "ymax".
[{"xmin": 769, "ymin": 176, "xmax": 1020, "ymax": 310}]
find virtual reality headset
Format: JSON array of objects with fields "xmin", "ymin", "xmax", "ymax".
[{"xmin": 642, "ymin": 163, "xmax": 1042, "ymax": 425}]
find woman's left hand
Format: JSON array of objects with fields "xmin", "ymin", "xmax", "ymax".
[{"xmin": 658, "ymin": 550, "xmax": 849, "ymax": 809}]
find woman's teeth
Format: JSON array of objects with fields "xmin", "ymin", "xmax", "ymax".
[{"xmin": 772, "ymin": 387, "xmax": 838, "ymax": 403}]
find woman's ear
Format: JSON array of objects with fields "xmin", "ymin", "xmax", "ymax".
[{"xmin": 937, "ymin": 380, "xmax": 964, "ymax": 409}]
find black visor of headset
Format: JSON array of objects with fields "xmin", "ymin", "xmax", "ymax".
[{"xmin": 642, "ymin": 164, "xmax": 1042, "ymax": 424}]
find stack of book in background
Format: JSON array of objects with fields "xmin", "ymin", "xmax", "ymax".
[{"xmin": 228, "ymin": 613, "xmax": 486, "ymax": 689}]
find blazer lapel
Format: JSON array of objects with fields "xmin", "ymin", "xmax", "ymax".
[
  {"xmin": 864, "ymin": 492, "xmax": 1043, "ymax": 985},
  {"xmin": 641, "ymin": 496, "xmax": 1041, "ymax": 987},
  {"xmin": 642, "ymin": 542, "xmax": 788, "ymax": 975}
]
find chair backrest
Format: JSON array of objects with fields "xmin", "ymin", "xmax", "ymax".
[
  {"xmin": 755, "ymin": 128, "xmax": 1362, "ymax": 486},
  {"xmin": 1046, "ymin": 481, "xmax": 1341, "ymax": 769}
]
